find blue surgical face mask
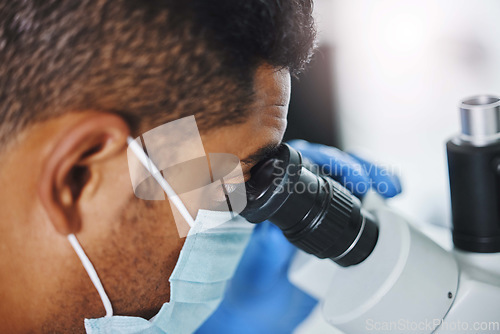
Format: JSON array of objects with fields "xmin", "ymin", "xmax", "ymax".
[
  {"xmin": 83, "ymin": 210, "xmax": 254, "ymax": 334},
  {"xmin": 66, "ymin": 136, "xmax": 253, "ymax": 334}
]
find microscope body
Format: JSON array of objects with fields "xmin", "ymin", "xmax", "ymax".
[
  {"xmin": 291, "ymin": 96, "xmax": 500, "ymax": 333},
  {"xmin": 242, "ymin": 96, "xmax": 500, "ymax": 333},
  {"xmin": 290, "ymin": 201, "xmax": 500, "ymax": 333}
]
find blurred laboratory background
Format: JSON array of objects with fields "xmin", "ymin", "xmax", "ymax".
[{"xmin": 285, "ymin": 0, "xmax": 500, "ymax": 230}]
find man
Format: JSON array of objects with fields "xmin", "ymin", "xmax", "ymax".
[
  {"xmin": 1, "ymin": 1, "xmax": 404, "ymax": 333},
  {"xmin": 0, "ymin": 0, "xmax": 316, "ymax": 332}
]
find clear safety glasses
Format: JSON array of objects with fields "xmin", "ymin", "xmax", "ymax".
[{"xmin": 126, "ymin": 115, "xmax": 247, "ymax": 237}]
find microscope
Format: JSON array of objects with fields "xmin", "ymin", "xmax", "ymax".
[{"xmin": 241, "ymin": 96, "xmax": 500, "ymax": 333}]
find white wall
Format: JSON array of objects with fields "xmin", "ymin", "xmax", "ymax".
[{"xmin": 314, "ymin": 0, "xmax": 500, "ymax": 227}]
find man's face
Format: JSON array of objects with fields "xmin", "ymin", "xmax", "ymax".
[
  {"xmin": 109, "ymin": 65, "xmax": 290, "ymax": 318},
  {"xmin": 0, "ymin": 65, "xmax": 290, "ymax": 333}
]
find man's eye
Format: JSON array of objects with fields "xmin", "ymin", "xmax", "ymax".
[{"xmin": 212, "ymin": 176, "xmax": 245, "ymax": 203}]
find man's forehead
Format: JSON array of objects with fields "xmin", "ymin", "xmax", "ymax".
[{"xmin": 253, "ymin": 66, "xmax": 292, "ymax": 108}]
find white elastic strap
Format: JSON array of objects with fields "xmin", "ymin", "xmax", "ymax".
[
  {"xmin": 67, "ymin": 234, "xmax": 114, "ymax": 317},
  {"xmin": 127, "ymin": 136, "xmax": 195, "ymax": 226}
]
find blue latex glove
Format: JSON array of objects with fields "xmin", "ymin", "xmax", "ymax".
[
  {"xmin": 197, "ymin": 140, "xmax": 402, "ymax": 334},
  {"xmin": 288, "ymin": 139, "xmax": 402, "ymax": 198},
  {"xmin": 196, "ymin": 221, "xmax": 316, "ymax": 334}
]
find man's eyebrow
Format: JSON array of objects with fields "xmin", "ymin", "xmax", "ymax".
[{"xmin": 240, "ymin": 143, "xmax": 282, "ymax": 168}]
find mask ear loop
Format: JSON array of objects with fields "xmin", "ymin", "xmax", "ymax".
[
  {"xmin": 67, "ymin": 234, "xmax": 114, "ymax": 317},
  {"xmin": 67, "ymin": 136, "xmax": 197, "ymax": 318},
  {"xmin": 126, "ymin": 136, "xmax": 195, "ymax": 226}
]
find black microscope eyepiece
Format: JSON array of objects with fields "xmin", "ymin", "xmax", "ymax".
[{"xmin": 241, "ymin": 144, "xmax": 378, "ymax": 267}]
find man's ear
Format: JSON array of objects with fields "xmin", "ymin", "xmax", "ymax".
[{"xmin": 38, "ymin": 112, "xmax": 130, "ymax": 235}]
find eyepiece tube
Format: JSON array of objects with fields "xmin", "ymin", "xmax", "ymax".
[
  {"xmin": 241, "ymin": 144, "xmax": 378, "ymax": 267},
  {"xmin": 459, "ymin": 95, "xmax": 500, "ymax": 146}
]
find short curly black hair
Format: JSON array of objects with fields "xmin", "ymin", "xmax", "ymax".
[{"xmin": 0, "ymin": 0, "xmax": 316, "ymax": 149}]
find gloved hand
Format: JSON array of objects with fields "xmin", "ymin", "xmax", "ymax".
[
  {"xmin": 197, "ymin": 140, "xmax": 402, "ymax": 334},
  {"xmin": 288, "ymin": 139, "xmax": 401, "ymax": 198}
]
